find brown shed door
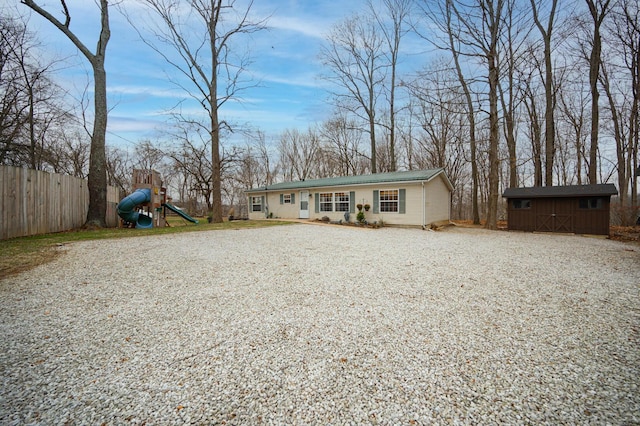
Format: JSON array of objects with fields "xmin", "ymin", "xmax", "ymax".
[{"xmin": 535, "ymin": 199, "xmax": 573, "ymax": 233}]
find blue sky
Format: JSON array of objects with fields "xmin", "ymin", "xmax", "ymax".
[{"xmin": 18, "ymin": 0, "xmax": 385, "ymax": 148}]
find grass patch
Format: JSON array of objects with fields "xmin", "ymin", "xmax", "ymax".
[{"xmin": 0, "ymin": 219, "xmax": 293, "ymax": 279}]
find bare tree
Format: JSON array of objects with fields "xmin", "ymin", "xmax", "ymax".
[
  {"xmin": 234, "ymin": 131, "xmax": 277, "ymax": 194},
  {"xmin": 583, "ymin": 0, "xmax": 613, "ymax": 184},
  {"xmin": 522, "ymin": 70, "xmax": 545, "ymax": 186},
  {"xmin": 0, "ymin": 15, "xmax": 34, "ymax": 165},
  {"xmin": 417, "ymin": 0, "xmax": 483, "ymax": 224},
  {"xmin": 498, "ymin": 0, "xmax": 530, "ymax": 188},
  {"xmin": 408, "ymin": 62, "xmax": 467, "ymax": 192},
  {"xmin": 530, "ymin": 0, "xmax": 559, "ymax": 186},
  {"xmin": 596, "ymin": 0, "xmax": 639, "ymax": 223},
  {"xmin": 106, "ymin": 145, "xmax": 133, "ymax": 194},
  {"xmin": 442, "ymin": 0, "xmax": 505, "ymax": 229},
  {"xmin": 278, "ymin": 128, "xmax": 320, "ymax": 182},
  {"xmin": 0, "ymin": 13, "xmax": 68, "ymax": 171},
  {"xmin": 321, "ymin": 13, "xmax": 387, "ymax": 174},
  {"xmin": 368, "ymin": 0, "xmax": 412, "ymax": 172},
  {"xmin": 165, "ymin": 121, "xmax": 214, "ymax": 212},
  {"xmin": 22, "ymin": 0, "xmax": 110, "ymax": 227},
  {"xmin": 42, "ymin": 124, "xmax": 89, "ymax": 177},
  {"xmin": 132, "ymin": 0, "xmax": 266, "ymax": 223},
  {"xmin": 133, "ymin": 139, "xmax": 167, "ymax": 172},
  {"xmin": 321, "ymin": 115, "xmax": 367, "ymax": 177},
  {"xmin": 558, "ymin": 80, "xmax": 590, "ymax": 185}
]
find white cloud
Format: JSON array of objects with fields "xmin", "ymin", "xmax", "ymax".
[
  {"xmin": 108, "ymin": 85, "xmax": 185, "ymax": 100},
  {"xmin": 267, "ymin": 15, "xmax": 331, "ymax": 40}
]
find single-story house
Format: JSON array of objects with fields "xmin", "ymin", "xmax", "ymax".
[
  {"xmin": 246, "ymin": 168, "xmax": 453, "ymax": 228},
  {"xmin": 502, "ymin": 184, "xmax": 618, "ymax": 235}
]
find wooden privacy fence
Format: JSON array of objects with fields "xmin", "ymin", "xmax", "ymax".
[{"xmin": 0, "ymin": 166, "xmax": 121, "ymax": 240}]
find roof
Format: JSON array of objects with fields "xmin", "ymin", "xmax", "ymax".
[
  {"xmin": 246, "ymin": 168, "xmax": 453, "ymax": 193},
  {"xmin": 502, "ymin": 184, "xmax": 618, "ymax": 198}
]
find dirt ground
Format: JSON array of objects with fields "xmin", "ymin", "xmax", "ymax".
[
  {"xmin": 452, "ymin": 220, "xmax": 640, "ymax": 244},
  {"xmin": 610, "ymin": 225, "xmax": 640, "ymax": 243}
]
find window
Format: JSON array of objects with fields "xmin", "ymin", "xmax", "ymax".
[
  {"xmin": 579, "ymin": 198, "xmax": 603, "ymax": 209},
  {"xmin": 283, "ymin": 194, "xmax": 291, "ymax": 204},
  {"xmin": 379, "ymin": 189, "xmax": 399, "ymax": 212},
  {"xmin": 251, "ymin": 196, "xmax": 262, "ymax": 212},
  {"xmin": 335, "ymin": 192, "xmax": 349, "ymax": 212},
  {"xmin": 513, "ymin": 199, "xmax": 531, "ymax": 209},
  {"xmin": 319, "ymin": 193, "xmax": 333, "ymax": 212},
  {"xmin": 318, "ymin": 192, "xmax": 350, "ymax": 212}
]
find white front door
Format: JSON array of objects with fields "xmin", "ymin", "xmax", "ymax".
[{"xmin": 299, "ymin": 191, "xmax": 309, "ymax": 219}]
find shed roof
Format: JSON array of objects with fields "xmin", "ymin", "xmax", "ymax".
[
  {"xmin": 246, "ymin": 168, "xmax": 452, "ymax": 193},
  {"xmin": 502, "ymin": 184, "xmax": 618, "ymax": 198}
]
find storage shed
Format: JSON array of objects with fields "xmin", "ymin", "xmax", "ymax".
[{"xmin": 502, "ymin": 184, "xmax": 618, "ymax": 235}]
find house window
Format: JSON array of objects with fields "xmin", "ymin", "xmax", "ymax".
[
  {"xmin": 579, "ymin": 198, "xmax": 603, "ymax": 209},
  {"xmin": 513, "ymin": 199, "xmax": 531, "ymax": 209},
  {"xmin": 251, "ymin": 196, "xmax": 262, "ymax": 212},
  {"xmin": 335, "ymin": 192, "xmax": 350, "ymax": 212},
  {"xmin": 319, "ymin": 193, "xmax": 333, "ymax": 212},
  {"xmin": 283, "ymin": 194, "xmax": 291, "ymax": 204},
  {"xmin": 380, "ymin": 189, "xmax": 399, "ymax": 212}
]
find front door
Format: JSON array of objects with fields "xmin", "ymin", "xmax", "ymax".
[{"xmin": 299, "ymin": 191, "xmax": 309, "ymax": 219}]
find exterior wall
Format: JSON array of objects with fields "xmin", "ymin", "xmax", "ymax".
[
  {"xmin": 247, "ymin": 176, "xmax": 452, "ymax": 226},
  {"xmin": 424, "ymin": 175, "xmax": 451, "ymax": 224},
  {"xmin": 574, "ymin": 198, "xmax": 611, "ymax": 235}
]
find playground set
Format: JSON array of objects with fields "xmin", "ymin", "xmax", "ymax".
[{"xmin": 116, "ymin": 169, "xmax": 198, "ymax": 229}]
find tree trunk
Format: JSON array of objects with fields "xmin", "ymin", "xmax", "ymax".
[
  {"xmin": 389, "ymin": 64, "xmax": 397, "ymax": 172},
  {"xmin": 22, "ymin": 0, "xmax": 110, "ymax": 227},
  {"xmin": 588, "ymin": 40, "xmax": 600, "ymax": 185},
  {"xmin": 86, "ymin": 60, "xmax": 108, "ymax": 227},
  {"xmin": 370, "ymin": 109, "xmax": 377, "ymax": 173},
  {"xmin": 586, "ymin": 0, "xmax": 611, "ymax": 184},
  {"xmin": 530, "ymin": 0, "xmax": 558, "ymax": 186},
  {"xmin": 543, "ymin": 51, "xmax": 556, "ymax": 187},
  {"xmin": 210, "ymin": 116, "xmax": 223, "ymax": 223},
  {"xmin": 486, "ymin": 50, "xmax": 500, "ymax": 230},
  {"xmin": 445, "ymin": 0, "xmax": 480, "ymax": 224}
]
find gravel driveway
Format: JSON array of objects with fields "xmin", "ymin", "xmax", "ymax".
[{"xmin": 1, "ymin": 224, "xmax": 639, "ymax": 425}]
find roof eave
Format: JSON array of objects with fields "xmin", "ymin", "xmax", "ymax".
[{"xmin": 245, "ymin": 168, "xmax": 451, "ymax": 193}]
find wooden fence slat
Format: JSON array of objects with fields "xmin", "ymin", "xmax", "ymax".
[{"xmin": 0, "ymin": 166, "xmax": 121, "ymax": 240}]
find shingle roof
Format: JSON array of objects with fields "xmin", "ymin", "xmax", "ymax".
[
  {"xmin": 502, "ymin": 184, "xmax": 618, "ymax": 198},
  {"xmin": 246, "ymin": 168, "xmax": 450, "ymax": 193}
]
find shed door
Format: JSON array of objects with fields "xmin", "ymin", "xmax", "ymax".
[{"xmin": 536, "ymin": 199, "xmax": 573, "ymax": 233}]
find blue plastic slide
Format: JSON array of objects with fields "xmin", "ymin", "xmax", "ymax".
[
  {"xmin": 116, "ymin": 188, "xmax": 153, "ymax": 229},
  {"xmin": 163, "ymin": 203, "xmax": 199, "ymax": 223}
]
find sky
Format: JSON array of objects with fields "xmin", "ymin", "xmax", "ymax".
[{"xmin": 14, "ymin": 0, "xmax": 391, "ymax": 149}]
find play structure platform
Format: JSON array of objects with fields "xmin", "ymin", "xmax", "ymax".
[{"xmin": 116, "ymin": 169, "xmax": 198, "ymax": 228}]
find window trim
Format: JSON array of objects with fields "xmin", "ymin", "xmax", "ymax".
[
  {"xmin": 579, "ymin": 197, "xmax": 603, "ymax": 210},
  {"xmin": 334, "ymin": 191, "xmax": 350, "ymax": 212},
  {"xmin": 512, "ymin": 199, "xmax": 531, "ymax": 210},
  {"xmin": 251, "ymin": 196, "xmax": 262, "ymax": 212},
  {"xmin": 379, "ymin": 189, "xmax": 400, "ymax": 213},
  {"xmin": 319, "ymin": 192, "xmax": 333, "ymax": 212},
  {"xmin": 318, "ymin": 191, "xmax": 351, "ymax": 212}
]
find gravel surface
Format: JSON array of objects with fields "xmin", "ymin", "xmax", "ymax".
[{"xmin": 1, "ymin": 224, "xmax": 639, "ymax": 425}]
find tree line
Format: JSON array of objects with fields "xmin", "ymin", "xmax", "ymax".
[{"xmin": 1, "ymin": 0, "xmax": 638, "ymax": 227}]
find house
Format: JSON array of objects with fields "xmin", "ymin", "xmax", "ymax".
[
  {"xmin": 246, "ymin": 168, "xmax": 453, "ymax": 228},
  {"xmin": 502, "ymin": 184, "xmax": 618, "ymax": 235}
]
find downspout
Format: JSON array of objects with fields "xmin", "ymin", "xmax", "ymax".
[
  {"xmin": 422, "ymin": 181, "xmax": 426, "ymax": 230},
  {"xmin": 449, "ymin": 189, "xmax": 452, "ymax": 225}
]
